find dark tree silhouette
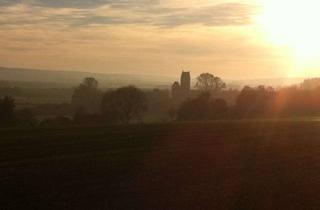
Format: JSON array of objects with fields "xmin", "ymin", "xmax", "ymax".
[
  {"xmin": 171, "ymin": 81, "xmax": 181, "ymax": 99},
  {"xmin": 177, "ymin": 92, "xmax": 212, "ymax": 121},
  {"xmin": 167, "ymin": 107, "xmax": 177, "ymax": 120},
  {"xmin": 195, "ymin": 73, "xmax": 226, "ymax": 92},
  {"xmin": 177, "ymin": 92, "xmax": 229, "ymax": 121},
  {"xmin": 72, "ymin": 77, "xmax": 102, "ymax": 115},
  {"xmin": 0, "ymin": 96, "xmax": 15, "ymax": 125},
  {"xmin": 82, "ymin": 77, "xmax": 98, "ymax": 89},
  {"xmin": 101, "ymin": 86, "xmax": 147, "ymax": 124},
  {"xmin": 100, "ymin": 91, "xmax": 119, "ymax": 123},
  {"xmin": 212, "ymin": 98, "xmax": 228, "ymax": 118},
  {"xmin": 236, "ymin": 85, "xmax": 275, "ymax": 117}
]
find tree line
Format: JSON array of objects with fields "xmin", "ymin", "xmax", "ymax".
[
  {"xmin": 72, "ymin": 77, "xmax": 147, "ymax": 124},
  {"xmin": 0, "ymin": 77, "xmax": 148, "ymax": 126},
  {"xmin": 2, "ymin": 73, "xmax": 320, "ymax": 127},
  {"xmin": 176, "ymin": 84, "xmax": 320, "ymax": 121}
]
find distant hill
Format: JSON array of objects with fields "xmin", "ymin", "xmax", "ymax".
[
  {"xmin": 0, "ymin": 67, "xmax": 174, "ymax": 88},
  {"xmin": 227, "ymin": 77, "xmax": 305, "ymax": 89},
  {"xmin": 0, "ymin": 66, "xmax": 305, "ymax": 89}
]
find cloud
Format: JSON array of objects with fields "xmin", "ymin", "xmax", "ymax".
[
  {"xmin": 156, "ymin": 3, "xmax": 255, "ymax": 27},
  {"xmin": 0, "ymin": 0, "xmax": 20, "ymax": 6},
  {"xmin": 0, "ymin": 1, "xmax": 277, "ymax": 79},
  {"xmin": 0, "ymin": 1, "xmax": 256, "ymax": 28},
  {"xmin": 71, "ymin": 2, "xmax": 255, "ymax": 27},
  {"xmin": 0, "ymin": 0, "xmax": 159, "ymax": 8}
]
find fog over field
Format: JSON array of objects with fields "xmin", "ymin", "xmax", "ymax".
[
  {"xmin": 0, "ymin": 66, "xmax": 305, "ymax": 89},
  {"xmin": 0, "ymin": 66, "xmax": 174, "ymax": 88},
  {"xmin": 2, "ymin": 0, "xmax": 320, "ymax": 209}
]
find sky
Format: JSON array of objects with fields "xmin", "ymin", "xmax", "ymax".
[{"xmin": 0, "ymin": 0, "xmax": 320, "ymax": 79}]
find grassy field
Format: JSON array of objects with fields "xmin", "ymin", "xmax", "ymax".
[{"xmin": 2, "ymin": 121, "xmax": 320, "ymax": 209}]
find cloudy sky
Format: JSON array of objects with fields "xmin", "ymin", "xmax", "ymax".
[{"xmin": 0, "ymin": 0, "xmax": 318, "ymax": 79}]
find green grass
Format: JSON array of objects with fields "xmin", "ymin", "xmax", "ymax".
[{"xmin": 1, "ymin": 121, "xmax": 320, "ymax": 209}]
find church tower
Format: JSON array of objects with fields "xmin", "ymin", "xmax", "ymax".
[
  {"xmin": 180, "ymin": 71, "xmax": 191, "ymax": 97},
  {"xmin": 171, "ymin": 71, "xmax": 191, "ymax": 100}
]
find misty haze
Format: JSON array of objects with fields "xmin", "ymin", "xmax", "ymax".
[{"xmin": 2, "ymin": 0, "xmax": 320, "ymax": 210}]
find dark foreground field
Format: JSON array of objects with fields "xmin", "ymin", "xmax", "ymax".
[{"xmin": 2, "ymin": 121, "xmax": 320, "ymax": 209}]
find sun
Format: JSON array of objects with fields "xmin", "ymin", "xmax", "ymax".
[{"xmin": 255, "ymin": 0, "xmax": 320, "ymax": 64}]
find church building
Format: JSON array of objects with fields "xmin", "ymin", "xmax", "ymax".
[{"xmin": 171, "ymin": 71, "xmax": 191, "ymax": 99}]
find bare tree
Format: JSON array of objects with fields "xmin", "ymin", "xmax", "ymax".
[{"xmin": 195, "ymin": 73, "xmax": 226, "ymax": 92}]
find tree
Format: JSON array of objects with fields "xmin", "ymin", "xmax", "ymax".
[
  {"xmin": 101, "ymin": 86, "xmax": 147, "ymax": 124},
  {"xmin": 100, "ymin": 91, "xmax": 119, "ymax": 123},
  {"xmin": 167, "ymin": 107, "xmax": 177, "ymax": 121},
  {"xmin": 171, "ymin": 81, "xmax": 181, "ymax": 99},
  {"xmin": 195, "ymin": 73, "xmax": 226, "ymax": 92},
  {"xmin": 236, "ymin": 85, "xmax": 275, "ymax": 117},
  {"xmin": 177, "ymin": 92, "xmax": 212, "ymax": 121},
  {"xmin": 212, "ymin": 98, "xmax": 228, "ymax": 118},
  {"xmin": 82, "ymin": 77, "xmax": 98, "ymax": 89},
  {"xmin": 0, "ymin": 96, "xmax": 15, "ymax": 125},
  {"xmin": 71, "ymin": 77, "xmax": 102, "ymax": 115}
]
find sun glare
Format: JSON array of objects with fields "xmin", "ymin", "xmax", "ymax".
[{"xmin": 256, "ymin": 0, "xmax": 320, "ymax": 65}]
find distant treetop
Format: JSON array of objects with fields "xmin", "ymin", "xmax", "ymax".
[{"xmin": 195, "ymin": 73, "xmax": 226, "ymax": 92}]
